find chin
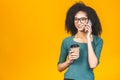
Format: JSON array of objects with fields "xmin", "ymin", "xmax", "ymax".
[{"xmin": 78, "ymin": 29, "xmax": 84, "ymax": 32}]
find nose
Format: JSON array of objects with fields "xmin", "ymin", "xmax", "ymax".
[{"xmin": 77, "ymin": 20, "xmax": 81, "ymax": 24}]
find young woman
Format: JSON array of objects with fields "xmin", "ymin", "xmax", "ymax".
[{"xmin": 57, "ymin": 2, "xmax": 103, "ymax": 80}]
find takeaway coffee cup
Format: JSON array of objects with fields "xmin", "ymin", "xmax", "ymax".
[{"xmin": 70, "ymin": 44, "xmax": 80, "ymax": 59}]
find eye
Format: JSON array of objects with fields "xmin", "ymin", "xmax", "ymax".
[
  {"xmin": 74, "ymin": 17, "xmax": 88, "ymax": 23},
  {"xmin": 81, "ymin": 18, "xmax": 88, "ymax": 21},
  {"xmin": 74, "ymin": 18, "xmax": 79, "ymax": 21}
]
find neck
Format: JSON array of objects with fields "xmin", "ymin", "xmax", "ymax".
[{"xmin": 75, "ymin": 31, "xmax": 87, "ymax": 39}]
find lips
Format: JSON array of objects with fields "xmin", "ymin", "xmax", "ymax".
[
  {"xmin": 78, "ymin": 25, "xmax": 82, "ymax": 28},
  {"xmin": 77, "ymin": 25, "xmax": 84, "ymax": 30}
]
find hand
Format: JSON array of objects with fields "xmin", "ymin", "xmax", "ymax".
[{"xmin": 68, "ymin": 49, "xmax": 79, "ymax": 63}]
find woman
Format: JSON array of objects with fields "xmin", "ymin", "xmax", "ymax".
[{"xmin": 57, "ymin": 2, "xmax": 103, "ymax": 80}]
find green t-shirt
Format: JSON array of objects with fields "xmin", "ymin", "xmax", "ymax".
[{"xmin": 58, "ymin": 35, "xmax": 103, "ymax": 80}]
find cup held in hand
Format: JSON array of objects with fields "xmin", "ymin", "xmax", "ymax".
[{"xmin": 70, "ymin": 44, "xmax": 80, "ymax": 59}]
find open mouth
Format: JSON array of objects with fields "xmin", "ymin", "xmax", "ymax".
[
  {"xmin": 77, "ymin": 25, "xmax": 84, "ymax": 30},
  {"xmin": 78, "ymin": 25, "xmax": 82, "ymax": 28}
]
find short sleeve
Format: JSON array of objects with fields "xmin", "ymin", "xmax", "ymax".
[
  {"xmin": 94, "ymin": 38, "xmax": 103, "ymax": 64},
  {"xmin": 58, "ymin": 39, "xmax": 68, "ymax": 64}
]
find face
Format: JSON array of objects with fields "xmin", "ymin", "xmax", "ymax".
[{"xmin": 74, "ymin": 11, "xmax": 88, "ymax": 31}]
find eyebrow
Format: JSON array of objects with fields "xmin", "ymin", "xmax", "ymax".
[{"xmin": 75, "ymin": 17, "xmax": 88, "ymax": 18}]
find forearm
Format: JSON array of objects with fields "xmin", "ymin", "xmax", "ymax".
[
  {"xmin": 87, "ymin": 39, "xmax": 98, "ymax": 68},
  {"xmin": 57, "ymin": 60, "xmax": 71, "ymax": 72}
]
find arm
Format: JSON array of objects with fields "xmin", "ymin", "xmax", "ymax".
[
  {"xmin": 85, "ymin": 24, "xmax": 103, "ymax": 68},
  {"xmin": 57, "ymin": 59, "xmax": 72, "ymax": 72},
  {"xmin": 57, "ymin": 39, "xmax": 77, "ymax": 72},
  {"xmin": 87, "ymin": 38, "xmax": 98, "ymax": 68},
  {"xmin": 58, "ymin": 50, "xmax": 76, "ymax": 72},
  {"xmin": 57, "ymin": 39, "xmax": 71, "ymax": 72}
]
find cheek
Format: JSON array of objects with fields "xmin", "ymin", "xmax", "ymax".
[
  {"xmin": 74, "ymin": 22, "xmax": 80, "ymax": 27},
  {"xmin": 74, "ymin": 22, "xmax": 83, "ymax": 27},
  {"xmin": 74, "ymin": 22, "xmax": 77, "ymax": 27}
]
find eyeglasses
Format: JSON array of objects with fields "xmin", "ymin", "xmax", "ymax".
[{"xmin": 74, "ymin": 17, "xmax": 88, "ymax": 23}]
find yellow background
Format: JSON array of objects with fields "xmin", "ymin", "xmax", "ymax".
[{"xmin": 0, "ymin": 0, "xmax": 120, "ymax": 80}]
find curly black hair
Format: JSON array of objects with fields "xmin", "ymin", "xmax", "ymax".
[{"xmin": 65, "ymin": 2, "xmax": 102, "ymax": 36}]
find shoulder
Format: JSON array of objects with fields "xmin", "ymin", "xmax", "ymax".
[
  {"xmin": 93, "ymin": 35, "xmax": 103, "ymax": 44},
  {"xmin": 62, "ymin": 36, "xmax": 73, "ymax": 42}
]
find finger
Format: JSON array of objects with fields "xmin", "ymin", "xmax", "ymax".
[
  {"xmin": 71, "ymin": 58, "xmax": 76, "ymax": 60},
  {"xmin": 85, "ymin": 26, "xmax": 92, "ymax": 32},
  {"xmin": 85, "ymin": 27, "xmax": 88, "ymax": 32},
  {"xmin": 85, "ymin": 25, "xmax": 91, "ymax": 30},
  {"xmin": 71, "ymin": 54, "xmax": 78, "ymax": 57},
  {"xmin": 86, "ymin": 22, "xmax": 92, "ymax": 27},
  {"xmin": 69, "ymin": 51, "xmax": 74, "ymax": 54},
  {"xmin": 85, "ymin": 25, "xmax": 90, "ymax": 28},
  {"xmin": 87, "ymin": 27, "xmax": 92, "ymax": 32},
  {"xmin": 86, "ymin": 25, "xmax": 92, "ymax": 31},
  {"xmin": 71, "ymin": 56, "xmax": 78, "ymax": 60},
  {"xmin": 70, "ymin": 54, "xmax": 78, "ymax": 56}
]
